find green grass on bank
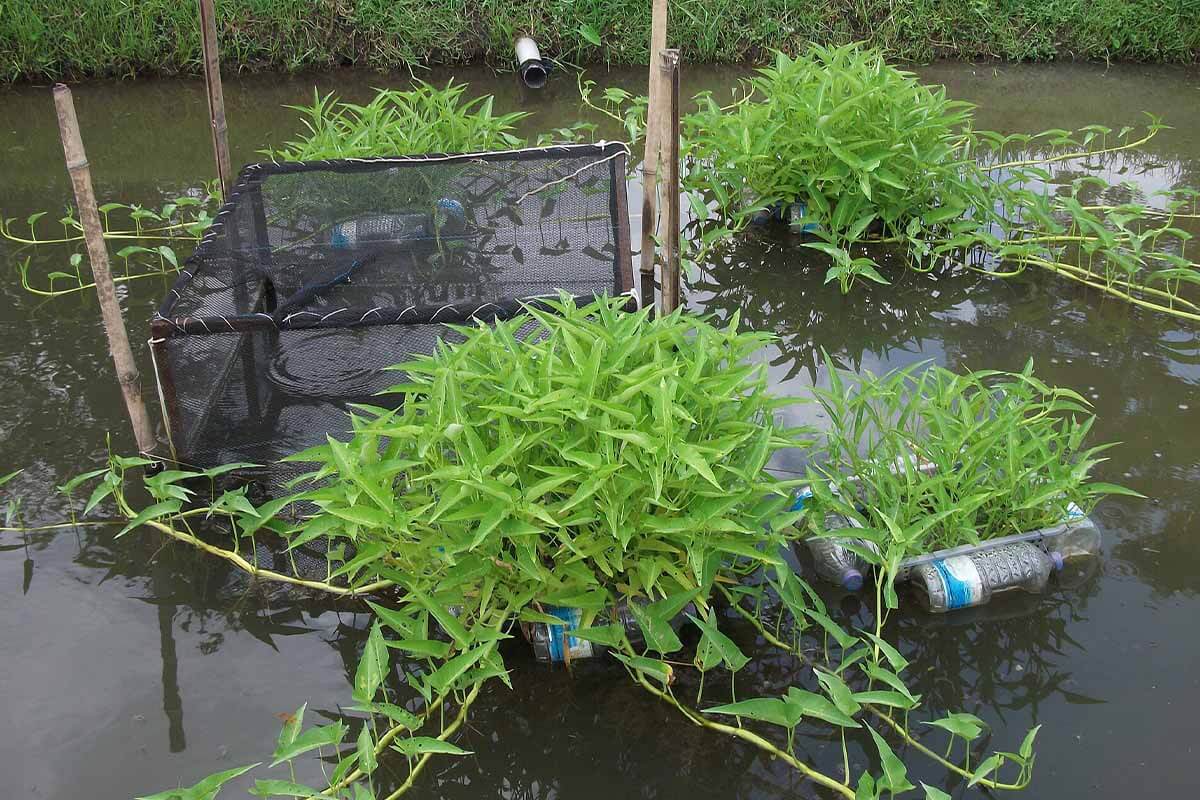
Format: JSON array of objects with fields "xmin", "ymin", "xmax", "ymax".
[{"xmin": 2, "ymin": 0, "xmax": 1198, "ymax": 81}]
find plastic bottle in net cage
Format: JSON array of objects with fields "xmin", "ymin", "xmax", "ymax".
[
  {"xmin": 912, "ymin": 541, "xmax": 1061, "ymax": 613},
  {"xmin": 329, "ymin": 199, "xmax": 466, "ymax": 248}
]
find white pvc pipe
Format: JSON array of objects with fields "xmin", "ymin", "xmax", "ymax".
[{"xmin": 515, "ymin": 37, "xmax": 548, "ymax": 89}]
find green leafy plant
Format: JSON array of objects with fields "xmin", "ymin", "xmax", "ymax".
[
  {"xmin": 587, "ymin": 42, "xmax": 1200, "ymax": 319},
  {"xmin": 2, "ymin": 185, "xmax": 220, "ymax": 298},
  {"xmin": 803, "ymin": 357, "xmax": 1140, "ymax": 600},
  {"xmin": 682, "ymin": 45, "xmax": 976, "ymax": 285},
  {"xmin": 261, "ymin": 80, "xmax": 589, "ymax": 162},
  {"xmin": 78, "ymin": 298, "xmax": 1056, "ymax": 800}
]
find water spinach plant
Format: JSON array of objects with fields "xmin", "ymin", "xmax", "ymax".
[
  {"xmin": 802, "ymin": 358, "xmax": 1139, "ymax": 602},
  {"xmin": 86, "ymin": 298, "xmax": 1048, "ymax": 800},
  {"xmin": 2, "ymin": 186, "xmax": 221, "ymax": 298},
  {"xmin": 587, "ymin": 43, "xmax": 1200, "ymax": 318}
]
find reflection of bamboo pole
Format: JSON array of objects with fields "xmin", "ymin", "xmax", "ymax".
[
  {"xmin": 639, "ymin": 0, "xmax": 669, "ymax": 309},
  {"xmin": 155, "ymin": 561, "xmax": 186, "ymax": 752},
  {"xmin": 659, "ymin": 50, "xmax": 681, "ymax": 314},
  {"xmin": 53, "ymin": 85, "xmax": 158, "ymax": 456},
  {"xmin": 198, "ymin": 0, "xmax": 233, "ymax": 197}
]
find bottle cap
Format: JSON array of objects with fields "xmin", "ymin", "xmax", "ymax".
[{"xmin": 843, "ymin": 569, "xmax": 864, "ymax": 592}]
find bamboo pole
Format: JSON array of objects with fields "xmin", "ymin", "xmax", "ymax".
[
  {"xmin": 53, "ymin": 85, "xmax": 158, "ymax": 456},
  {"xmin": 198, "ymin": 0, "xmax": 233, "ymax": 198},
  {"xmin": 639, "ymin": 0, "xmax": 669, "ymax": 309},
  {"xmin": 659, "ymin": 50, "xmax": 681, "ymax": 314}
]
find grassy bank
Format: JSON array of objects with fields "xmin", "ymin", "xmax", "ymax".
[{"xmin": 3, "ymin": 0, "xmax": 1198, "ymax": 81}]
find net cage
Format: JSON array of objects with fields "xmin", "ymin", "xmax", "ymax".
[{"xmin": 150, "ymin": 142, "xmax": 635, "ymax": 490}]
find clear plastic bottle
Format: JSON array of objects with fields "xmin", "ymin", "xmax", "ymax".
[
  {"xmin": 525, "ymin": 606, "xmax": 594, "ymax": 663},
  {"xmin": 807, "ymin": 534, "xmax": 871, "ymax": 591},
  {"xmin": 525, "ymin": 603, "xmax": 642, "ymax": 663},
  {"xmin": 786, "ymin": 201, "xmax": 821, "ymax": 234},
  {"xmin": 1044, "ymin": 522, "xmax": 1103, "ymax": 588},
  {"xmin": 330, "ymin": 199, "xmax": 466, "ymax": 248},
  {"xmin": 912, "ymin": 541, "xmax": 1057, "ymax": 613},
  {"xmin": 804, "ymin": 511, "xmax": 877, "ymax": 591}
]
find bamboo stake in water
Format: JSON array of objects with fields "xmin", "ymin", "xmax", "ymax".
[
  {"xmin": 198, "ymin": 0, "xmax": 233, "ymax": 198},
  {"xmin": 659, "ymin": 50, "xmax": 682, "ymax": 314},
  {"xmin": 640, "ymin": 0, "xmax": 669, "ymax": 309},
  {"xmin": 53, "ymin": 85, "xmax": 158, "ymax": 456}
]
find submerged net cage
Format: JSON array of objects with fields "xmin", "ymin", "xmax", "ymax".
[{"xmin": 151, "ymin": 143, "xmax": 634, "ymax": 490}]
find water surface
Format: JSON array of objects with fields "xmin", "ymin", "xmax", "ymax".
[{"xmin": 2, "ymin": 62, "xmax": 1199, "ymax": 799}]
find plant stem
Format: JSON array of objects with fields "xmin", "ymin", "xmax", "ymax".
[
  {"xmin": 991, "ymin": 128, "xmax": 1158, "ymax": 171},
  {"xmin": 113, "ymin": 490, "xmax": 394, "ymax": 597},
  {"xmin": 628, "ymin": 666, "xmax": 855, "ymax": 798},
  {"xmin": 720, "ymin": 588, "xmax": 1029, "ymax": 792},
  {"xmin": 378, "ymin": 681, "xmax": 483, "ymax": 800}
]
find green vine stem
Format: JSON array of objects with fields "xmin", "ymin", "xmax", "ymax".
[
  {"xmin": 111, "ymin": 489, "xmax": 396, "ymax": 597},
  {"xmin": 621, "ymin": 649, "xmax": 857, "ymax": 799},
  {"xmin": 379, "ymin": 680, "xmax": 484, "ymax": 800},
  {"xmin": 719, "ymin": 587, "xmax": 1032, "ymax": 792}
]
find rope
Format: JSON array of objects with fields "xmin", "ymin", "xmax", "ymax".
[{"xmin": 147, "ymin": 337, "xmax": 179, "ymax": 462}]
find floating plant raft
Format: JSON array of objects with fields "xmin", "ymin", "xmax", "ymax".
[
  {"xmin": 795, "ymin": 486, "xmax": 1101, "ymax": 613},
  {"xmin": 150, "ymin": 143, "xmax": 634, "ymax": 486}
]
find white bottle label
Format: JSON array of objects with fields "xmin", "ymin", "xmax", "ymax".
[{"xmin": 932, "ymin": 555, "xmax": 984, "ymax": 609}]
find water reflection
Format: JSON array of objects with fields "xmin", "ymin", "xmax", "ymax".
[{"xmin": 689, "ymin": 227, "xmax": 987, "ymax": 383}]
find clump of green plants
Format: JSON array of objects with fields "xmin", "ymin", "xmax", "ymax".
[
  {"xmin": 588, "ymin": 42, "xmax": 1200, "ymax": 318},
  {"xmin": 81, "ymin": 297, "xmax": 1051, "ymax": 800},
  {"xmin": 262, "ymin": 80, "xmax": 588, "ymax": 162},
  {"xmin": 803, "ymin": 358, "xmax": 1140, "ymax": 593},
  {"xmin": 682, "ymin": 44, "xmax": 975, "ymax": 279}
]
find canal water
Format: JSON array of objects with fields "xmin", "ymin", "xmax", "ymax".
[{"xmin": 1, "ymin": 62, "xmax": 1198, "ymax": 799}]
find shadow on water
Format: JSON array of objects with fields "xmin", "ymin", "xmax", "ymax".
[{"xmin": 2, "ymin": 61, "xmax": 1200, "ymax": 799}]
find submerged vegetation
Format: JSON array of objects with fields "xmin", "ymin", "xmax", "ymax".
[
  {"xmin": 72, "ymin": 297, "xmax": 1108, "ymax": 798},
  {"xmin": 3, "ymin": 0, "xmax": 1199, "ymax": 81},
  {"xmin": 804, "ymin": 358, "xmax": 1138, "ymax": 570}
]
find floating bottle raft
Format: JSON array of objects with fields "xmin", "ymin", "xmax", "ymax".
[
  {"xmin": 792, "ymin": 486, "xmax": 1101, "ymax": 613},
  {"xmin": 519, "ymin": 603, "xmax": 644, "ymax": 664}
]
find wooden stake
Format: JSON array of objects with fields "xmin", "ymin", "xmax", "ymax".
[
  {"xmin": 659, "ymin": 50, "xmax": 682, "ymax": 314},
  {"xmin": 53, "ymin": 84, "xmax": 158, "ymax": 456},
  {"xmin": 198, "ymin": 0, "xmax": 233, "ymax": 198},
  {"xmin": 639, "ymin": 0, "xmax": 669, "ymax": 309}
]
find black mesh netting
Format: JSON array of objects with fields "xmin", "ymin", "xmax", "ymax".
[{"xmin": 151, "ymin": 143, "xmax": 634, "ymax": 495}]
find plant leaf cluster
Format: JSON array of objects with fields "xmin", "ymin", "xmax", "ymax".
[
  {"xmin": 804, "ymin": 356, "xmax": 1140, "ymax": 582},
  {"xmin": 261, "ymin": 81, "xmax": 591, "ymax": 162}
]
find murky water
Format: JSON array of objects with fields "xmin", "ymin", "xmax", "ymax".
[{"xmin": 2, "ymin": 62, "xmax": 1199, "ymax": 799}]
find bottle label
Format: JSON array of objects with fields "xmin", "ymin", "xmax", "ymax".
[
  {"xmin": 932, "ymin": 556, "xmax": 984, "ymax": 609},
  {"xmin": 545, "ymin": 606, "xmax": 594, "ymax": 661}
]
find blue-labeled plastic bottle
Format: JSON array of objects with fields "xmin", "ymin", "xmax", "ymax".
[
  {"xmin": 329, "ymin": 198, "xmax": 466, "ymax": 249},
  {"xmin": 786, "ymin": 201, "xmax": 821, "ymax": 234},
  {"xmin": 525, "ymin": 602, "xmax": 642, "ymax": 663},
  {"xmin": 912, "ymin": 541, "xmax": 1057, "ymax": 613}
]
